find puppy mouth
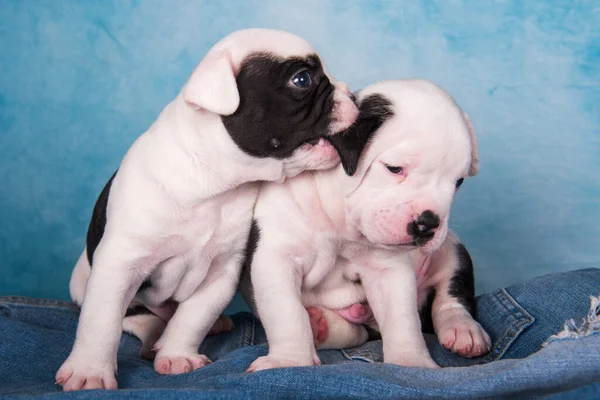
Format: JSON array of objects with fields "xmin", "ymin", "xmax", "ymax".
[
  {"xmin": 301, "ymin": 137, "xmax": 334, "ymax": 148},
  {"xmin": 394, "ymin": 241, "xmax": 418, "ymax": 248},
  {"xmin": 376, "ymin": 241, "xmax": 417, "ymax": 252}
]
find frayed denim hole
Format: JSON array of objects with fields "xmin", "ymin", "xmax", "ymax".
[{"xmin": 543, "ymin": 295, "xmax": 600, "ymax": 346}]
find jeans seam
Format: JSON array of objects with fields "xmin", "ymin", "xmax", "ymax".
[
  {"xmin": 0, "ymin": 296, "xmax": 79, "ymax": 310},
  {"xmin": 340, "ymin": 350, "xmax": 377, "ymax": 363},
  {"xmin": 243, "ymin": 314, "xmax": 255, "ymax": 347},
  {"xmin": 482, "ymin": 288, "xmax": 535, "ymax": 362},
  {"xmin": 340, "ymin": 347, "xmax": 380, "ymax": 363}
]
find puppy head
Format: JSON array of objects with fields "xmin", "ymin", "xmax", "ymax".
[
  {"xmin": 182, "ymin": 29, "xmax": 359, "ymax": 176},
  {"xmin": 342, "ymin": 80, "xmax": 479, "ymax": 254}
]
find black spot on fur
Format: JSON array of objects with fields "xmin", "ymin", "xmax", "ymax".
[
  {"xmin": 419, "ymin": 288, "xmax": 436, "ymax": 334},
  {"xmin": 329, "ymin": 93, "xmax": 394, "ymax": 176},
  {"xmin": 86, "ymin": 171, "xmax": 117, "ymax": 265},
  {"xmin": 221, "ymin": 53, "xmax": 335, "ymax": 160},
  {"xmin": 138, "ymin": 279, "xmax": 152, "ymax": 291},
  {"xmin": 124, "ymin": 304, "xmax": 153, "ymax": 317},
  {"xmin": 448, "ymin": 242, "xmax": 477, "ymax": 318},
  {"xmin": 244, "ymin": 219, "xmax": 261, "ymax": 269}
]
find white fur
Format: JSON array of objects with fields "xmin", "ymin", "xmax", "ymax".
[
  {"xmin": 244, "ymin": 79, "xmax": 487, "ymax": 372},
  {"xmin": 57, "ymin": 29, "xmax": 358, "ymax": 391}
]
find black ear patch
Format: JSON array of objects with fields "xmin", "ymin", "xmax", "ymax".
[
  {"xmin": 329, "ymin": 93, "xmax": 394, "ymax": 176},
  {"xmin": 86, "ymin": 171, "xmax": 117, "ymax": 265}
]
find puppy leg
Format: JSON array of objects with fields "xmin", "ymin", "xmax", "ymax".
[
  {"xmin": 361, "ymin": 252, "xmax": 439, "ymax": 368},
  {"xmin": 152, "ymin": 259, "xmax": 241, "ymax": 375},
  {"xmin": 429, "ymin": 239, "xmax": 491, "ymax": 358},
  {"xmin": 123, "ymin": 308, "xmax": 233, "ymax": 361},
  {"xmin": 307, "ymin": 307, "xmax": 369, "ymax": 350},
  {"xmin": 56, "ymin": 238, "xmax": 149, "ymax": 391},
  {"xmin": 246, "ymin": 249, "xmax": 318, "ymax": 372}
]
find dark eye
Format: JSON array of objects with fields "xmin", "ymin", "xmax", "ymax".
[
  {"xmin": 386, "ymin": 165, "xmax": 403, "ymax": 174},
  {"xmin": 455, "ymin": 178, "xmax": 464, "ymax": 189},
  {"xmin": 291, "ymin": 70, "xmax": 312, "ymax": 88}
]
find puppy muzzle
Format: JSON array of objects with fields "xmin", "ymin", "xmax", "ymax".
[{"xmin": 407, "ymin": 210, "xmax": 440, "ymax": 247}]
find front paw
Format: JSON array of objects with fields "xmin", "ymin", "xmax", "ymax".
[
  {"xmin": 154, "ymin": 352, "xmax": 212, "ymax": 375},
  {"xmin": 56, "ymin": 353, "xmax": 117, "ymax": 391},
  {"xmin": 246, "ymin": 354, "xmax": 319, "ymax": 373},
  {"xmin": 437, "ymin": 314, "xmax": 491, "ymax": 358}
]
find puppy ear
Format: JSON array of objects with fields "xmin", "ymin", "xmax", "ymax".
[
  {"xmin": 329, "ymin": 120, "xmax": 372, "ymax": 176},
  {"xmin": 182, "ymin": 51, "xmax": 240, "ymax": 116},
  {"xmin": 330, "ymin": 93, "xmax": 394, "ymax": 176},
  {"xmin": 463, "ymin": 112, "xmax": 479, "ymax": 176}
]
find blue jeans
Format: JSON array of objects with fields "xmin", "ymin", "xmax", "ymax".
[{"xmin": 1, "ymin": 268, "xmax": 599, "ymax": 399}]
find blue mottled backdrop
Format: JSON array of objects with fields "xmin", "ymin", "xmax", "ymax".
[{"xmin": 1, "ymin": 0, "xmax": 598, "ymax": 312}]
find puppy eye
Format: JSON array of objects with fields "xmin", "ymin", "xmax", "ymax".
[
  {"xmin": 386, "ymin": 165, "xmax": 403, "ymax": 174},
  {"xmin": 291, "ymin": 70, "xmax": 313, "ymax": 88},
  {"xmin": 455, "ymin": 178, "xmax": 464, "ymax": 189}
]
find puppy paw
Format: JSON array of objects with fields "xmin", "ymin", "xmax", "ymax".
[
  {"xmin": 386, "ymin": 351, "xmax": 440, "ymax": 369},
  {"xmin": 437, "ymin": 315, "xmax": 491, "ymax": 358},
  {"xmin": 56, "ymin": 354, "xmax": 117, "ymax": 391},
  {"xmin": 246, "ymin": 354, "xmax": 317, "ymax": 373},
  {"xmin": 154, "ymin": 353, "xmax": 212, "ymax": 375}
]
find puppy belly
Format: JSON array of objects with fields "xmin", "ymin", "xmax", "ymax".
[{"xmin": 302, "ymin": 284, "xmax": 366, "ymax": 311}]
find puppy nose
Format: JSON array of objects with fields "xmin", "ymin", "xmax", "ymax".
[{"xmin": 407, "ymin": 210, "xmax": 440, "ymax": 241}]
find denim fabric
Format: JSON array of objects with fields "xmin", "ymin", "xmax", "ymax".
[{"xmin": 1, "ymin": 268, "xmax": 599, "ymax": 399}]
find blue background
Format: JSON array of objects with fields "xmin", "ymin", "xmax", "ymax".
[{"xmin": 1, "ymin": 0, "xmax": 598, "ymax": 313}]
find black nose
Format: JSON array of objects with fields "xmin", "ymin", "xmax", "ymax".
[{"xmin": 407, "ymin": 210, "xmax": 440, "ymax": 242}]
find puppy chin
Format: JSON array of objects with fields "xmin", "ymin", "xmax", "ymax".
[
  {"xmin": 355, "ymin": 219, "xmax": 414, "ymax": 249},
  {"xmin": 329, "ymin": 91, "xmax": 359, "ymax": 134},
  {"xmin": 282, "ymin": 138, "xmax": 341, "ymax": 178}
]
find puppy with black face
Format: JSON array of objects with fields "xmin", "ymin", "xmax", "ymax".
[{"xmin": 57, "ymin": 29, "xmax": 358, "ymax": 391}]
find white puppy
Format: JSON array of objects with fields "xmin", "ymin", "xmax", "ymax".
[
  {"xmin": 57, "ymin": 28, "xmax": 359, "ymax": 391},
  {"xmin": 242, "ymin": 79, "xmax": 490, "ymax": 371}
]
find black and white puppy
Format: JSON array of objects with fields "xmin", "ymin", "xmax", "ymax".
[
  {"xmin": 57, "ymin": 28, "xmax": 359, "ymax": 391},
  {"xmin": 241, "ymin": 80, "xmax": 490, "ymax": 372}
]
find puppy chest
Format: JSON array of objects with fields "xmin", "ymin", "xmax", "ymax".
[{"xmin": 183, "ymin": 190, "xmax": 257, "ymax": 253}]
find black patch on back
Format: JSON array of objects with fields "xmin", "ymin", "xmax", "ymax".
[
  {"xmin": 221, "ymin": 53, "xmax": 335, "ymax": 160},
  {"xmin": 86, "ymin": 171, "xmax": 117, "ymax": 265},
  {"xmin": 329, "ymin": 93, "xmax": 394, "ymax": 176},
  {"xmin": 448, "ymin": 242, "xmax": 477, "ymax": 318},
  {"xmin": 124, "ymin": 304, "xmax": 153, "ymax": 317}
]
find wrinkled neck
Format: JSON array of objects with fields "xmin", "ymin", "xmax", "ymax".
[
  {"xmin": 174, "ymin": 97, "xmax": 285, "ymax": 185},
  {"xmin": 145, "ymin": 97, "xmax": 284, "ymax": 202},
  {"xmin": 314, "ymin": 165, "xmax": 358, "ymax": 239}
]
